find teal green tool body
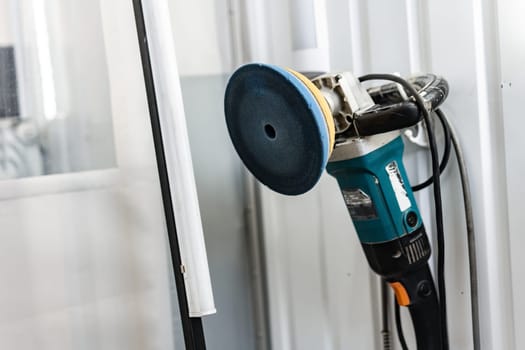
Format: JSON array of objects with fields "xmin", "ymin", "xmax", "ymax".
[{"xmin": 327, "ymin": 136, "xmax": 422, "ymax": 244}]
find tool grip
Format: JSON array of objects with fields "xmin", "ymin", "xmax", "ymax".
[
  {"xmin": 389, "ymin": 263, "xmax": 443, "ymax": 350},
  {"xmin": 355, "ymin": 101, "xmax": 421, "ymax": 136}
]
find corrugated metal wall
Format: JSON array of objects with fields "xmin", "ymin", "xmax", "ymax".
[
  {"xmin": 250, "ymin": 0, "xmax": 520, "ymax": 349},
  {"xmin": 171, "ymin": 0, "xmax": 524, "ymax": 348}
]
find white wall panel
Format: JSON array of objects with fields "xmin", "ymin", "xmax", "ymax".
[
  {"xmin": 255, "ymin": 0, "xmax": 519, "ymax": 349},
  {"xmin": 180, "ymin": 75, "xmax": 257, "ymax": 350},
  {"xmin": 325, "ymin": 0, "xmax": 354, "ymax": 72},
  {"xmin": 497, "ymin": 0, "xmax": 525, "ymax": 349},
  {"xmin": 260, "ymin": 178, "xmax": 380, "ymax": 350},
  {"xmin": 366, "ymin": 0, "xmax": 411, "ymax": 75}
]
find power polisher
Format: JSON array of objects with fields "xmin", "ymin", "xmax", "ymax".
[{"xmin": 224, "ymin": 63, "xmax": 448, "ymax": 349}]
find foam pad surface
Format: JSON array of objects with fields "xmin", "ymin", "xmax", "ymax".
[{"xmin": 224, "ymin": 63, "xmax": 330, "ymax": 195}]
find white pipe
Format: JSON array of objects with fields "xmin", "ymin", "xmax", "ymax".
[
  {"xmin": 290, "ymin": 0, "xmax": 330, "ymax": 72},
  {"xmin": 405, "ymin": 0, "xmax": 429, "ymax": 73},
  {"xmin": 348, "ymin": 0, "xmax": 370, "ymax": 75},
  {"xmin": 141, "ymin": 0, "xmax": 216, "ymax": 318},
  {"xmin": 242, "ymin": 0, "xmax": 270, "ymax": 63}
]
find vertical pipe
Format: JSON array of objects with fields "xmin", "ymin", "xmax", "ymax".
[
  {"xmin": 348, "ymin": 0, "xmax": 371, "ymax": 75},
  {"xmin": 132, "ymin": 0, "xmax": 215, "ymax": 348},
  {"xmin": 290, "ymin": 0, "xmax": 330, "ymax": 73},
  {"xmin": 405, "ymin": 0, "xmax": 430, "ymax": 73},
  {"xmin": 240, "ymin": 0, "xmax": 270, "ymax": 63},
  {"xmin": 138, "ymin": 0, "xmax": 216, "ymax": 320}
]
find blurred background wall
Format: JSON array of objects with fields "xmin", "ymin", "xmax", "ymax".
[{"xmin": 0, "ymin": 0, "xmax": 523, "ymax": 349}]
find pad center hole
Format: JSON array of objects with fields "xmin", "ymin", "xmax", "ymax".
[{"xmin": 264, "ymin": 124, "xmax": 276, "ymax": 139}]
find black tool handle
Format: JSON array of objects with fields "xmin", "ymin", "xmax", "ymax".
[
  {"xmin": 389, "ymin": 263, "xmax": 443, "ymax": 350},
  {"xmin": 351, "ymin": 74, "xmax": 449, "ymax": 136},
  {"xmin": 355, "ymin": 101, "xmax": 421, "ymax": 136}
]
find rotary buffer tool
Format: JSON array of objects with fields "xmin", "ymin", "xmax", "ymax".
[{"xmin": 224, "ymin": 63, "xmax": 449, "ymax": 349}]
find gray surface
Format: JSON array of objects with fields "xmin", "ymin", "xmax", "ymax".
[{"xmin": 180, "ymin": 75, "xmax": 256, "ymax": 350}]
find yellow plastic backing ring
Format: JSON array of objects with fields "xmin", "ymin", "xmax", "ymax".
[{"xmin": 286, "ymin": 68, "xmax": 336, "ymax": 154}]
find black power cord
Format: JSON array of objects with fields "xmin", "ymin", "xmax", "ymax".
[
  {"xmin": 381, "ymin": 280, "xmax": 392, "ymax": 350},
  {"xmin": 411, "ymin": 111, "xmax": 452, "ymax": 192},
  {"xmin": 385, "ymin": 109, "xmax": 480, "ymax": 350},
  {"xmin": 359, "ymin": 73, "xmax": 449, "ymax": 349},
  {"xmin": 437, "ymin": 109, "xmax": 480, "ymax": 350},
  {"xmin": 393, "ymin": 109, "xmax": 452, "ymax": 350},
  {"xmin": 395, "ymin": 300, "xmax": 409, "ymax": 350}
]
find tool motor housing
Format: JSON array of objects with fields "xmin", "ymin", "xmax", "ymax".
[{"xmin": 327, "ymin": 135, "xmax": 432, "ymax": 278}]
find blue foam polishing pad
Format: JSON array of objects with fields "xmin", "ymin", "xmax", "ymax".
[{"xmin": 224, "ymin": 63, "xmax": 330, "ymax": 195}]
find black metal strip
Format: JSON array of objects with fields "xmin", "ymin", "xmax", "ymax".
[{"xmin": 131, "ymin": 1, "xmax": 207, "ymax": 349}]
